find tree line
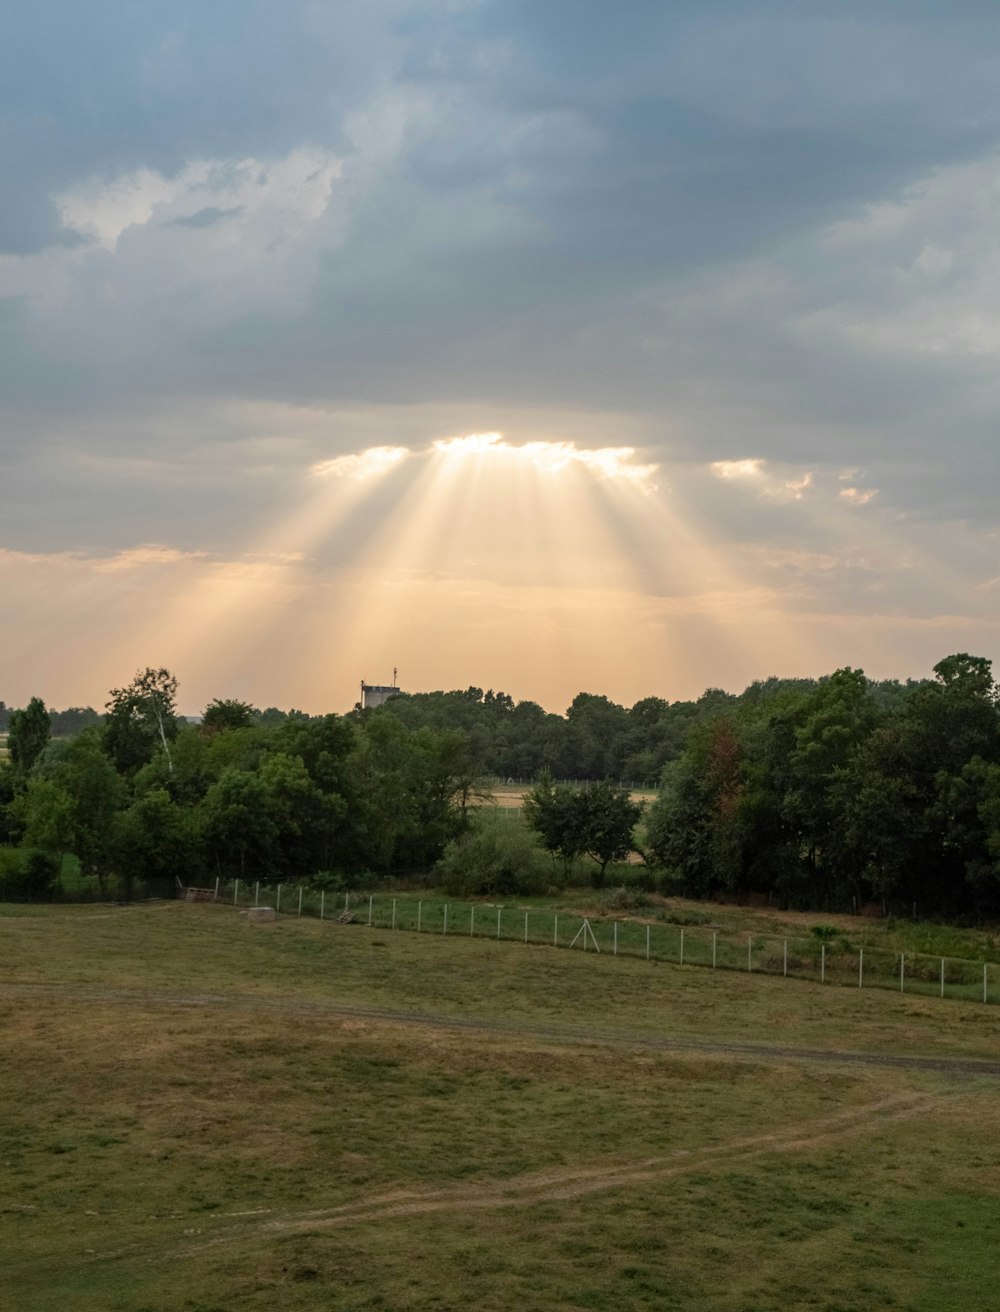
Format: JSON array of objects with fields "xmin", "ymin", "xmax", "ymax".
[
  {"xmin": 645, "ymin": 654, "xmax": 1000, "ymax": 918},
  {"xmin": 1, "ymin": 670, "xmax": 928, "ymax": 784},
  {"xmin": 0, "ymin": 672, "xmax": 489, "ymax": 897},
  {"xmin": 2, "ymin": 653, "xmax": 999, "ymax": 918}
]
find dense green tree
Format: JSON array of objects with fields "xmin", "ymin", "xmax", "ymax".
[
  {"xmin": 646, "ymin": 715, "xmax": 749, "ymax": 897},
  {"xmin": 523, "ymin": 774, "xmax": 586, "ymax": 874},
  {"xmin": 0, "ymin": 765, "xmax": 16, "ymax": 845},
  {"xmin": 15, "ymin": 729, "xmax": 125, "ymax": 894},
  {"xmin": 113, "ymin": 788, "xmax": 200, "ymax": 895},
  {"xmin": 198, "ymin": 769, "xmax": 278, "ymax": 881},
  {"xmin": 8, "ymin": 696, "xmax": 51, "ymax": 781},
  {"xmin": 525, "ymin": 775, "xmax": 643, "ymax": 884},
  {"xmin": 575, "ymin": 781, "xmax": 645, "ymax": 884},
  {"xmin": 780, "ymin": 668, "xmax": 879, "ymax": 900},
  {"xmin": 105, "ymin": 668, "xmax": 180, "ymax": 776},
  {"xmin": 201, "ymin": 698, "xmax": 258, "ymax": 733}
]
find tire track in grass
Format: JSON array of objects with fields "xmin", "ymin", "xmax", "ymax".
[
  {"xmin": 129, "ymin": 1091, "xmax": 943, "ymax": 1265},
  {"xmin": 6, "ymin": 1090, "xmax": 937, "ymax": 1277}
]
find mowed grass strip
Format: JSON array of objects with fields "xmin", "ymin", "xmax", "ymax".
[{"xmin": 3, "ymin": 905, "xmax": 1000, "ymax": 1310}]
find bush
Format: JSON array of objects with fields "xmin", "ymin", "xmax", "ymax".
[
  {"xmin": 0, "ymin": 848, "xmax": 61, "ymax": 900},
  {"xmin": 603, "ymin": 885, "xmax": 652, "ymax": 912},
  {"xmin": 810, "ymin": 925, "xmax": 839, "ymax": 942},
  {"xmin": 436, "ymin": 814, "xmax": 550, "ymax": 897}
]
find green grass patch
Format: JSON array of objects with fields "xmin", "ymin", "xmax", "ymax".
[{"xmin": 3, "ymin": 905, "xmax": 1000, "ymax": 1309}]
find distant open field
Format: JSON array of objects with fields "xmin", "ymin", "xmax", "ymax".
[
  {"xmin": 489, "ymin": 782, "xmax": 658, "ymax": 809},
  {"xmin": 4, "ymin": 902, "xmax": 1000, "ymax": 1310}
]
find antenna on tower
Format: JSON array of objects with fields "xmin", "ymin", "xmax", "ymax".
[{"xmin": 393, "ymin": 666, "xmax": 398, "ymax": 688}]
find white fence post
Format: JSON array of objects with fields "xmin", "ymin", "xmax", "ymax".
[
  {"xmin": 254, "ymin": 881, "xmax": 260, "ymax": 908},
  {"xmin": 524, "ymin": 910, "xmax": 529, "ymax": 943},
  {"xmin": 417, "ymin": 901, "xmax": 422, "ymax": 932},
  {"xmin": 276, "ymin": 884, "xmax": 281, "ymax": 912},
  {"xmin": 496, "ymin": 907, "xmax": 501, "ymax": 940},
  {"xmin": 214, "ymin": 876, "xmax": 220, "ymax": 901},
  {"xmin": 233, "ymin": 878, "xmax": 239, "ymax": 906},
  {"xmin": 298, "ymin": 886, "xmax": 303, "ymax": 916},
  {"xmin": 470, "ymin": 906, "xmax": 475, "ymax": 936},
  {"xmin": 367, "ymin": 894, "xmax": 373, "ymax": 926},
  {"xmin": 614, "ymin": 922, "xmax": 618, "ymax": 957},
  {"xmin": 712, "ymin": 932, "xmax": 717, "ymax": 969},
  {"xmin": 985, "ymin": 963, "xmax": 989, "ymax": 1004},
  {"xmin": 747, "ymin": 934, "xmax": 752, "ymax": 972},
  {"xmin": 900, "ymin": 953, "xmax": 905, "ymax": 993},
  {"xmin": 821, "ymin": 944, "xmax": 825, "ymax": 983},
  {"xmin": 679, "ymin": 929, "xmax": 684, "ymax": 966},
  {"xmin": 646, "ymin": 924, "xmax": 650, "ymax": 961},
  {"xmin": 391, "ymin": 898, "xmax": 396, "ymax": 930},
  {"xmin": 320, "ymin": 891, "xmax": 325, "ymax": 920},
  {"xmin": 554, "ymin": 914, "xmax": 558, "ymax": 948},
  {"xmin": 859, "ymin": 948, "xmax": 863, "ymax": 988},
  {"xmin": 940, "ymin": 957, "xmax": 945, "ymax": 999},
  {"xmin": 443, "ymin": 904, "xmax": 448, "ymax": 935},
  {"xmin": 783, "ymin": 940, "xmax": 787, "ymax": 977}
]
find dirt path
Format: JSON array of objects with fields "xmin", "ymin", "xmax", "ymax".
[
  {"xmin": 3, "ymin": 979, "xmax": 1000, "ymax": 1077},
  {"xmin": 58, "ymin": 1090, "xmax": 939, "ymax": 1272},
  {"xmin": 251, "ymin": 1091, "xmax": 936, "ymax": 1237}
]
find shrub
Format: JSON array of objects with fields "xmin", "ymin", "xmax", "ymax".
[
  {"xmin": 603, "ymin": 885, "xmax": 652, "ymax": 912},
  {"xmin": 0, "ymin": 848, "xmax": 61, "ymax": 900},
  {"xmin": 659, "ymin": 908, "xmax": 711, "ymax": 926},
  {"xmin": 810, "ymin": 925, "xmax": 839, "ymax": 942},
  {"xmin": 436, "ymin": 814, "xmax": 550, "ymax": 897}
]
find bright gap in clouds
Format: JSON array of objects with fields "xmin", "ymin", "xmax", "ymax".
[
  {"xmin": 430, "ymin": 432, "xmax": 660, "ymax": 487},
  {"xmin": 13, "ymin": 430, "xmax": 972, "ymax": 713},
  {"xmin": 126, "ymin": 430, "xmax": 694, "ymax": 704}
]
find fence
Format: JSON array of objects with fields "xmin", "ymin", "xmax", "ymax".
[{"xmin": 222, "ymin": 881, "xmax": 998, "ymax": 1007}]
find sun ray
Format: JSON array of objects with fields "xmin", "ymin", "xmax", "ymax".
[{"xmin": 132, "ymin": 446, "xmax": 411, "ymax": 680}]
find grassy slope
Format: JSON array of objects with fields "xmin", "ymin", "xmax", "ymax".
[{"xmin": 2, "ymin": 904, "xmax": 1000, "ymax": 1311}]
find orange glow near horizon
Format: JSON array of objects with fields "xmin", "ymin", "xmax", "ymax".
[{"xmin": 3, "ymin": 431, "xmax": 990, "ymax": 713}]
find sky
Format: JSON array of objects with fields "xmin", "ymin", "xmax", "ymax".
[{"xmin": 3, "ymin": 1, "xmax": 1000, "ymax": 715}]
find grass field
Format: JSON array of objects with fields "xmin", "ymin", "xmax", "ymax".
[
  {"xmin": 487, "ymin": 783, "xmax": 658, "ymax": 809},
  {"xmin": 3, "ymin": 902, "xmax": 1000, "ymax": 1311}
]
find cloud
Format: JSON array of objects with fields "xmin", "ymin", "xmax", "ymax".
[
  {"xmin": 311, "ymin": 446, "xmax": 411, "ymax": 480},
  {"xmin": 708, "ymin": 459, "xmax": 813, "ymax": 501},
  {"xmin": 3, "ymin": 3, "xmax": 1000, "ymax": 706},
  {"xmin": 839, "ymin": 487, "xmax": 878, "ymax": 505},
  {"xmin": 168, "ymin": 205, "xmax": 245, "ymax": 229},
  {"xmin": 710, "ymin": 459, "xmax": 765, "ymax": 480},
  {"xmin": 432, "ymin": 433, "xmax": 659, "ymax": 486}
]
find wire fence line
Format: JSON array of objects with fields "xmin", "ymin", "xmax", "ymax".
[{"xmin": 224, "ymin": 880, "xmax": 998, "ymax": 1007}]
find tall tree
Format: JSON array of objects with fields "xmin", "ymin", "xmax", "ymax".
[
  {"xmin": 8, "ymin": 696, "xmax": 51, "ymax": 781},
  {"xmin": 16, "ymin": 729, "xmax": 125, "ymax": 895},
  {"xmin": 105, "ymin": 668, "xmax": 180, "ymax": 776}
]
